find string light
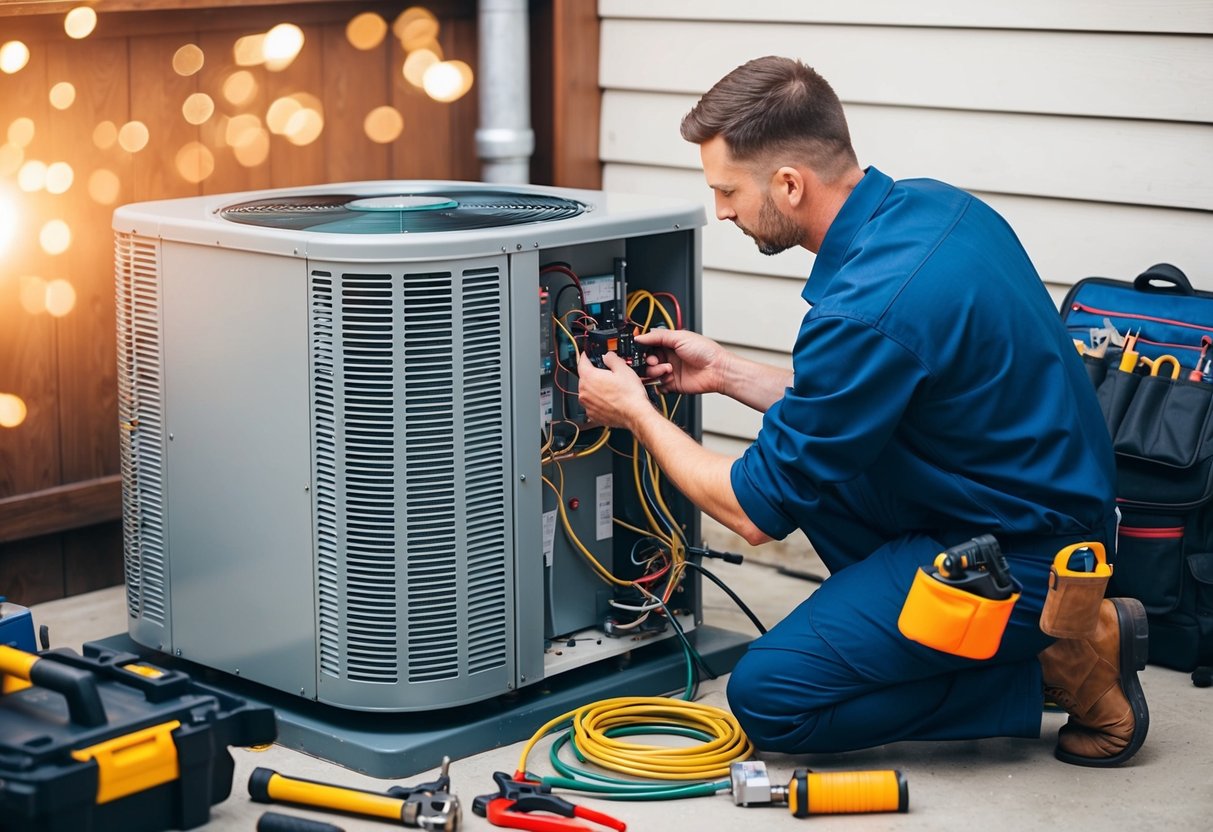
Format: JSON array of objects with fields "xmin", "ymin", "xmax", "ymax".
[
  {"xmin": 8, "ymin": 117, "xmax": 35, "ymax": 148},
  {"xmin": 88, "ymin": 169, "xmax": 121, "ymax": 205},
  {"xmin": 45, "ymin": 161, "xmax": 74, "ymax": 194},
  {"xmin": 39, "ymin": 219, "xmax": 71, "ymax": 255},
  {"xmin": 222, "ymin": 70, "xmax": 257, "ymax": 106},
  {"xmin": 0, "ymin": 41, "xmax": 30, "ymax": 74},
  {"xmin": 364, "ymin": 106, "xmax": 404, "ymax": 143},
  {"xmin": 45, "ymin": 279, "xmax": 77, "ymax": 317},
  {"xmin": 346, "ymin": 12, "xmax": 387, "ymax": 50},
  {"xmin": 0, "ymin": 393, "xmax": 28, "ymax": 429},
  {"xmin": 118, "ymin": 120, "xmax": 150, "ymax": 153},
  {"xmin": 50, "ymin": 82, "xmax": 77, "ymax": 110},
  {"xmin": 64, "ymin": 7, "xmax": 98, "ymax": 39},
  {"xmin": 93, "ymin": 120, "xmax": 118, "ymax": 150},
  {"xmin": 263, "ymin": 23, "xmax": 304, "ymax": 71},
  {"xmin": 17, "ymin": 160, "xmax": 47, "ymax": 192},
  {"xmin": 422, "ymin": 60, "xmax": 473, "ymax": 103},
  {"xmin": 172, "ymin": 44, "xmax": 205, "ymax": 76},
  {"xmin": 182, "ymin": 92, "xmax": 215, "ymax": 125}
]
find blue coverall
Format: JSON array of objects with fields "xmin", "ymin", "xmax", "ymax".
[{"xmin": 727, "ymin": 167, "xmax": 1117, "ymax": 753}]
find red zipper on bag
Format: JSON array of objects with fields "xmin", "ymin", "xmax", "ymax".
[
  {"xmin": 1070, "ymin": 301, "xmax": 1213, "ymax": 341},
  {"xmin": 1119, "ymin": 525, "xmax": 1184, "ymax": 539}
]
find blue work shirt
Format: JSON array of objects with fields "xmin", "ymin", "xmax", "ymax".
[{"xmin": 731, "ymin": 167, "xmax": 1116, "ymax": 546}]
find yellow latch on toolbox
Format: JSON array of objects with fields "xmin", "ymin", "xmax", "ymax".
[{"xmin": 70, "ymin": 719, "xmax": 182, "ymax": 804}]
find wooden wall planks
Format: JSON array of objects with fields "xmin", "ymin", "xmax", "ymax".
[{"xmin": 0, "ymin": 1, "xmax": 493, "ymax": 605}]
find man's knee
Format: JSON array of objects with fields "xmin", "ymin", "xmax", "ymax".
[{"xmin": 727, "ymin": 649, "xmax": 825, "ymax": 753}]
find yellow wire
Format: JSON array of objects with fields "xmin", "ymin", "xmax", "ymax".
[
  {"xmin": 516, "ymin": 696, "xmax": 753, "ymax": 781},
  {"xmin": 541, "ymin": 468, "xmax": 633, "ymax": 588}
]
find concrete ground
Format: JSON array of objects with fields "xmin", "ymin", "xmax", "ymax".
[{"xmin": 26, "ymin": 540, "xmax": 1213, "ymax": 832}]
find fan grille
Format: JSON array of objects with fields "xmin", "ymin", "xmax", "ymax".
[{"xmin": 220, "ymin": 189, "xmax": 586, "ymax": 233}]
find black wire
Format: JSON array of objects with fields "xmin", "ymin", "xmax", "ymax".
[{"xmin": 683, "ymin": 560, "xmax": 768, "ymax": 635}]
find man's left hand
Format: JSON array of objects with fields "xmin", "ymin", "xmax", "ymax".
[{"xmin": 577, "ymin": 351, "xmax": 651, "ymax": 430}]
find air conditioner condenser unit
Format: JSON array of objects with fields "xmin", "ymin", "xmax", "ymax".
[{"xmin": 113, "ymin": 181, "xmax": 709, "ymax": 713}]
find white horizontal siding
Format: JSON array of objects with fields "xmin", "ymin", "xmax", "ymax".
[
  {"xmin": 602, "ymin": 92, "xmax": 1213, "ymax": 211},
  {"xmin": 600, "ymin": 20, "xmax": 1213, "ymax": 122},
  {"xmin": 605, "ymin": 164, "xmax": 1213, "ymax": 292},
  {"xmin": 600, "ymin": 0, "xmax": 1213, "ymax": 35},
  {"xmin": 599, "ymin": 6, "xmax": 1213, "ymax": 448}
]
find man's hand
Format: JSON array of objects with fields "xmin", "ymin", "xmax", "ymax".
[
  {"xmin": 635, "ymin": 329, "xmax": 729, "ymax": 396},
  {"xmin": 577, "ymin": 351, "xmax": 652, "ymax": 430}
]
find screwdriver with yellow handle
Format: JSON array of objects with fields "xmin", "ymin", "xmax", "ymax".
[
  {"xmin": 248, "ymin": 759, "xmax": 461, "ymax": 831},
  {"xmin": 730, "ymin": 760, "xmax": 908, "ymax": 818},
  {"xmin": 1118, "ymin": 329, "xmax": 1142, "ymax": 373}
]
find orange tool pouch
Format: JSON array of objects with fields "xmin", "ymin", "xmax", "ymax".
[
  {"xmin": 1038, "ymin": 542, "xmax": 1112, "ymax": 639},
  {"xmin": 898, "ymin": 568, "xmax": 1020, "ymax": 660}
]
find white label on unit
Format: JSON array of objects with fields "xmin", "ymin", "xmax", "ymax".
[
  {"xmin": 540, "ymin": 386, "xmax": 553, "ymax": 433},
  {"xmin": 581, "ymin": 275, "xmax": 615, "ymax": 305},
  {"xmin": 542, "ymin": 509, "xmax": 557, "ymax": 566},
  {"xmin": 595, "ymin": 473, "xmax": 613, "ymax": 541}
]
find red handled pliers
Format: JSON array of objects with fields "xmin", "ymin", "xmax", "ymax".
[{"xmin": 472, "ymin": 771, "xmax": 627, "ymax": 832}]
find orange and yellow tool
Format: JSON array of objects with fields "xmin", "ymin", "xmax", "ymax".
[
  {"xmin": 731, "ymin": 761, "xmax": 908, "ymax": 818},
  {"xmin": 1118, "ymin": 329, "xmax": 1141, "ymax": 372}
]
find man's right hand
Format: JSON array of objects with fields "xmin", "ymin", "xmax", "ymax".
[{"xmin": 635, "ymin": 329, "xmax": 729, "ymax": 396}]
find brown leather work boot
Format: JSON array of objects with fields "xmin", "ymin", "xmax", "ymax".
[{"xmin": 1038, "ymin": 597, "xmax": 1149, "ymax": 767}]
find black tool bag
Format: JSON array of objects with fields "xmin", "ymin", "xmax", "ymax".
[{"xmin": 1061, "ymin": 263, "xmax": 1213, "ymax": 680}]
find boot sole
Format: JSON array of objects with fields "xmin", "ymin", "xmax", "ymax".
[{"xmin": 1054, "ymin": 597, "xmax": 1150, "ymax": 767}]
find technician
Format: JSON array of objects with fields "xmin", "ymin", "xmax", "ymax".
[{"xmin": 577, "ymin": 56, "xmax": 1148, "ymax": 767}]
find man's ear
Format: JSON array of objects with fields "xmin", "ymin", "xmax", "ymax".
[{"xmin": 771, "ymin": 166, "xmax": 807, "ymax": 209}]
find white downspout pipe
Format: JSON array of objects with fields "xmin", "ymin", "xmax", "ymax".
[{"xmin": 476, "ymin": 0, "xmax": 534, "ymax": 183}]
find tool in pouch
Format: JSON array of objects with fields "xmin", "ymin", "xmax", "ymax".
[
  {"xmin": 730, "ymin": 760, "xmax": 908, "ymax": 818},
  {"xmin": 897, "ymin": 534, "xmax": 1022, "ymax": 659},
  {"xmin": 248, "ymin": 757, "xmax": 461, "ymax": 831},
  {"xmin": 1039, "ymin": 542, "xmax": 1112, "ymax": 639}
]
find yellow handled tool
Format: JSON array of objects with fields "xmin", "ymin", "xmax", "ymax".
[
  {"xmin": 731, "ymin": 760, "xmax": 908, "ymax": 817},
  {"xmin": 248, "ymin": 760, "xmax": 461, "ymax": 831}
]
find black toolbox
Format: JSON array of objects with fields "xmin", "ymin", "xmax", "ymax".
[{"xmin": 0, "ymin": 642, "xmax": 277, "ymax": 832}]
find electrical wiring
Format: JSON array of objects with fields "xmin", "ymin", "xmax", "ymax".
[{"xmin": 682, "ymin": 560, "xmax": 768, "ymax": 635}]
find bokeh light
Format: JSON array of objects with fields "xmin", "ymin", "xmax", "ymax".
[
  {"xmin": 403, "ymin": 49, "xmax": 440, "ymax": 88},
  {"xmin": 0, "ymin": 41, "xmax": 30, "ymax": 74},
  {"xmin": 232, "ymin": 128, "xmax": 270, "ymax": 167},
  {"xmin": 347, "ymin": 12, "xmax": 387, "ymax": 50},
  {"xmin": 233, "ymin": 34, "xmax": 267, "ymax": 67},
  {"xmin": 45, "ymin": 279, "xmax": 77, "ymax": 317},
  {"xmin": 364, "ymin": 106, "xmax": 404, "ymax": 143},
  {"xmin": 88, "ymin": 169, "xmax": 121, "ymax": 205},
  {"xmin": 93, "ymin": 120, "xmax": 118, "ymax": 149},
  {"xmin": 0, "ymin": 189, "xmax": 17, "ymax": 255},
  {"xmin": 40, "ymin": 219, "xmax": 72, "ymax": 255},
  {"xmin": 182, "ymin": 92, "xmax": 215, "ymax": 125},
  {"xmin": 19, "ymin": 275, "xmax": 47, "ymax": 314},
  {"xmin": 422, "ymin": 60, "xmax": 473, "ymax": 103},
  {"xmin": 265, "ymin": 97, "xmax": 301, "ymax": 135},
  {"xmin": 118, "ymin": 121, "xmax": 150, "ymax": 153},
  {"xmin": 172, "ymin": 43, "xmax": 205, "ymax": 76},
  {"xmin": 394, "ymin": 8, "xmax": 439, "ymax": 51},
  {"xmin": 0, "ymin": 143, "xmax": 23, "ymax": 176},
  {"xmin": 175, "ymin": 142, "xmax": 215, "ymax": 183},
  {"xmin": 263, "ymin": 23, "xmax": 304, "ymax": 71},
  {"xmin": 45, "ymin": 161, "xmax": 74, "ymax": 194},
  {"xmin": 50, "ymin": 82, "xmax": 77, "ymax": 110},
  {"xmin": 8, "ymin": 117, "xmax": 35, "ymax": 148},
  {"xmin": 225, "ymin": 113, "xmax": 264, "ymax": 148},
  {"xmin": 284, "ymin": 108, "xmax": 324, "ymax": 146},
  {"xmin": 0, "ymin": 393, "xmax": 28, "ymax": 429},
  {"xmin": 17, "ymin": 160, "xmax": 47, "ymax": 192},
  {"xmin": 222, "ymin": 70, "xmax": 257, "ymax": 106},
  {"xmin": 64, "ymin": 7, "xmax": 98, "ymax": 39}
]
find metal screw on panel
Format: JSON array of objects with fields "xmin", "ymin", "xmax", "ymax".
[
  {"xmin": 533, "ymin": 242, "xmax": 539, "ymax": 248},
  {"xmin": 175, "ymin": 648, "xmax": 182, "ymax": 656},
  {"xmin": 519, "ymin": 474, "xmax": 526, "ymax": 482},
  {"xmin": 304, "ymin": 484, "xmax": 310, "ymax": 492},
  {"xmin": 299, "ymin": 688, "xmax": 305, "ymax": 695},
  {"xmin": 501, "ymin": 246, "xmax": 507, "ymax": 252},
  {"xmin": 516, "ymin": 244, "xmax": 523, "ymax": 250},
  {"xmin": 235, "ymin": 668, "xmax": 241, "ymax": 675},
  {"xmin": 520, "ymin": 675, "xmax": 526, "ymax": 682},
  {"xmin": 168, "ymin": 433, "xmax": 174, "ymax": 441}
]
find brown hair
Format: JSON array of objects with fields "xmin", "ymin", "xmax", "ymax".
[{"xmin": 681, "ymin": 56, "xmax": 857, "ymax": 179}]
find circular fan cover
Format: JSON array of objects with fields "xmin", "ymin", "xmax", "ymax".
[{"xmin": 219, "ymin": 189, "xmax": 587, "ymax": 233}]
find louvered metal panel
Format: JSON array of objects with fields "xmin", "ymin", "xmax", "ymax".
[{"xmin": 115, "ymin": 233, "xmax": 168, "ymax": 630}]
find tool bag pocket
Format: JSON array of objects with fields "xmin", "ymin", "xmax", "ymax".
[{"xmin": 1062, "ymin": 263, "xmax": 1213, "ymax": 672}]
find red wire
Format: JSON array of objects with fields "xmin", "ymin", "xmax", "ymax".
[
  {"xmin": 652, "ymin": 292, "xmax": 682, "ymax": 330},
  {"xmin": 541, "ymin": 264, "xmax": 585, "ymax": 308}
]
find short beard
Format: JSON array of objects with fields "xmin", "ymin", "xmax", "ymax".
[{"xmin": 741, "ymin": 195, "xmax": 804, "ymax": 256}]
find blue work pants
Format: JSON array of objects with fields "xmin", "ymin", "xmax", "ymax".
[{"xmin": 726, "ymin": 481, "xmax": 1111, "ymax": 754}]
